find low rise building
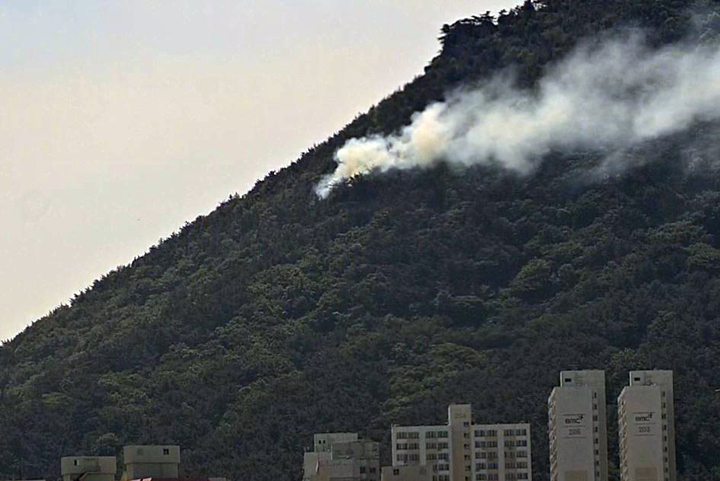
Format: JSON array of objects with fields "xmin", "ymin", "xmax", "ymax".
[
  {"xmin": 121, "ymin": 445, "xmax": 180, "ymax": 481},
  {"xmin": 304, "ymin": 433, "xmax": 379, "ymax": 481},
  {"xmin": 60, "ymin": 457, "xmax": 116, "ymax": 481}
]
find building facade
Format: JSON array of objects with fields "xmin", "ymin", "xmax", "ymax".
[
  {"xmin": 618, "ymin": 371, "xmax": 676, "ymax": 481},
  {"xmin": 391, "ymin": 404, "xmax": 532, "ymax": 481},
  {"xmin": 548, "ymin": 370, "xmax": 608, "ymax": 481},
  {"xmin": 121, "ymin": 445, "xmax": 180, "ymax": 480},
  {"xmin": 304, "ymin": 433, "xmax": 380, "ymax": 481},
  {"xmin": 60, "ymin": 457, "xmax": 116, "ymax": 481},
  {"xmin": 381, "ymin": 464, "xmax": 433, "ymax": 481}
]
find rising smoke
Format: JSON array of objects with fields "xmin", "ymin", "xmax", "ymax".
[{"xmin": 315, "ymin": 33, "xmax": 720, "ymax": 198}]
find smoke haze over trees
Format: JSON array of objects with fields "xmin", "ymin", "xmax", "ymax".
[{"xmin": 1, "ymin": 1, "xmax": 720, "ymax": 481}]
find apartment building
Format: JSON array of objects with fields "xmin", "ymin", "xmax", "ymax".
[
  {"xmin": 548, "ymin": 370, "xmax": 608, "ymax": 481},
  {"xmin": 618, "ymin": 371, "xmax": 676, "ymax": 481},
  {"xmin": 304, "ymin": 433, "xmax": 380, "ymax": 481},
  {"xmin": 391, "ymin": 404, "xmax": 532, "ymax": 481}
]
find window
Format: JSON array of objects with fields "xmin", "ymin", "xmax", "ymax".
[
  {"xmin": 464, "ymin": 433, "xmax": 470, "ymax": 438},
  {"xmin": 410, "ymin": 454, "xmax": 420, "ymax": 461},
  {"xmin": 409, "ymin": 432, "xmax": 420, "ymax": 439},
  {"xmin": 73, "ymin": 460, "xmax": 78, "ymax": 466},
  {"xmin": 475, "ymin": 452, "xmax": 487, "ymax": 459},
  {"xmin": 393, "ymin": 469, "xmax": 399, "ymax": 476},
  {"xmin": 360, "ymin": 467, "xmax": 367, "ymax": 474},
  {"xmin": 488, "ymin": 462, "xmax": 499, "ymax": 469},
  {"xmin": 438, "ymin": 442, "xmax": 449, "ymax": 450},
  {"xmin": 565, "ymin": 378, "xmax": 572, "ymax": 383},
  {"xmin": 397, "ymin": 443, "xmax": 408, "ymax": 450},
  {"xmin": 464, "ymin": 421, "xmax": 470, "ymax": 427},
  {"xmin": 476, "ymin": 441, "xmax": 486, "ymax": 448},
  {"xmin": 439, "ymin": 464, "xmax": 450, "ymax": 471},
  {"xmin": 516, "ymin": 451, "xmax": 527, "ymax": 458},
  {"xmin": 409, "ymin": 443, "xmax": 420, "ymax": 450},
  {"xmin": 427, "ymin": 443, "xmax": 437, "ymax": 450},
  {"xmin": 427, "ymin": 453, "xmax": 437, "ymax": 460},
  {"xmin": 477, "ymin": 463, "xmax": 487, "ymax": 470},
  {"xmin": 397, "ymin": 432, "xmax": 408, "ymax": 439},
  {"xmin": 516, "ymin": 440, "xmax": 527, "ymax": 447},
  {"xmin": 370, "ymin": 467, "xmax": 377, "ymax": 473},
  {"xmin": 487, "ymin": 430, "xmax": 497, "ymax": 437},
  {"xmin": 438, "ymin": 431, "xmax": 449, "ymax": 438},
  {"xmin": 163, "ymin": 448, "xmax": 170, "ymax": 455},
  {"xmin": 477, "ymin": 475, "xmax": 487, "ymax": 481},
  {"xmin": 504, "ymin": 440, "xmax": 514, "ymax": 447},
  {"xmin": 476, "ymin": 430, "xmax": 486, "ymax": 437},
  {"xmin": 504, "ymin": 429, "xmax": 513, "ymax": 436},
  {"xmin": 438, "ymin": 453, "xmax": 449, "ymax": 461},
  {"xmin": 427, "ymin": 431, "xmax": 437, "ymax": 439}
]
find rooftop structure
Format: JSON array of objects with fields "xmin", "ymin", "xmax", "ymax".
[
  {"xmin": 60, "ymin": 457, "xmax": 117, "ymax": 481},
  {"xmin": 121, "ymin": 445, "xmax": 180, "ymax": 481}
]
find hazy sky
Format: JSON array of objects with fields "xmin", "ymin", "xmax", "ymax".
[{"xmin": 0, "ymin": 0, "xmax": 519, "ymax": 341}]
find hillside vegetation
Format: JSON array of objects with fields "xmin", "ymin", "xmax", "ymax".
[{"xmin": 2, "ymin": 1, "xmax": 720, "ymax": 480}]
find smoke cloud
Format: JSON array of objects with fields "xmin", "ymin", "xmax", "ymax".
[{"xmin": 315, "ymin": 33, "xmax": 720, "ymax": 198}]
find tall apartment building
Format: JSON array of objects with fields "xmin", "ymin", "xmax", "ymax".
[
  {"xmin": 548, "ymin": 370, "xmax": 608, "ymax": 481},
  {"xmin": 618, "ymin": 371, "xmax": 676, "ymax": 481},
  {"xmin": 391, "ymin": 404, "xmax": 532, "ymax": 481},
  {"xmin": 303, "ymin": 433, "xmax": 380, "ymax": 481}
]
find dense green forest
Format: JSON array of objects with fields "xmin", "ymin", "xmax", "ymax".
[{"xmin": 2, "ymin": 0, "xmax": 720, "ymax": 480}]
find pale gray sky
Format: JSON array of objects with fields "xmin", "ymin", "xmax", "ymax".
[{"xmin": 0, "ymin": 0, "xmax": 519, "ymax": 341}]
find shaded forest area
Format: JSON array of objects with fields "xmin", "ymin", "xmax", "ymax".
[{"xmin": 1, "ymin": 1, "xmax": 719, "ymax": 480}]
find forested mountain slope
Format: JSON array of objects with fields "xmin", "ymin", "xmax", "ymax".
[{"xmin": 2, "ymin": 1, "xmax": 720, "ymax": 480}]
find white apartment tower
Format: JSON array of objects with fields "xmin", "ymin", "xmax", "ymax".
[
  {"xmin": 618, "ymin": 371, "xmax": 676, "ymax": 481},
  {"xmin": 548, "ymin": 370, "xmax": 608, "ymax": 481},
  {"xmin": 391, "ymin": 404, "xmax": 532, "ymax": 481}
]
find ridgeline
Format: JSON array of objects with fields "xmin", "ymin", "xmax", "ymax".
[{"xmin": 1, "ymin": 1, "xmax": 719, "ymax": 480}]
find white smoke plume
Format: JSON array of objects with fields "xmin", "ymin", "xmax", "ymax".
[{"xmin": 315, "ymin": 33, "xmax": 720, "ymax": 198}]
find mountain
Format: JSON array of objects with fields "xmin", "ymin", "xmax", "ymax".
[{"xmin": 2, "ymin": 1, "xmax": 720, "ymax": 480}]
